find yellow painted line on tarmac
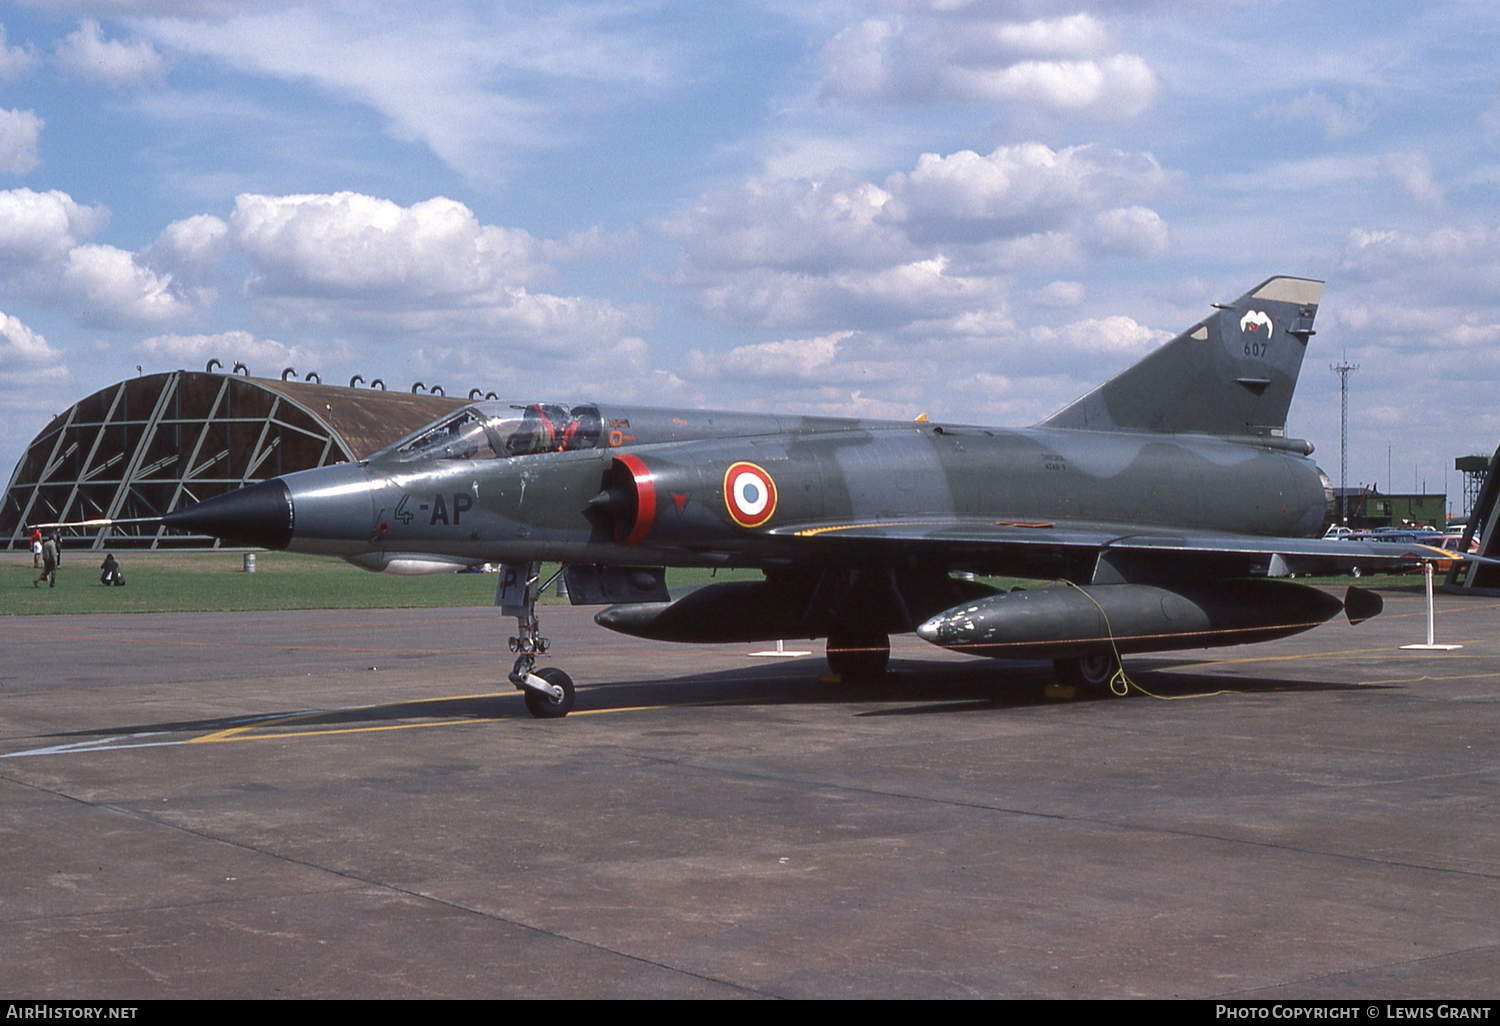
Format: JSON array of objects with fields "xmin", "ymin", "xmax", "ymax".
[
  {"xmin": 183, "ymin": 688, "xmax": 748, "ymax": 744},
  {"xmin": 1362, "ymin": 669, "xmax": 1500, "ymax": 684},
  {"xmin": 186, "ymin": 693, "xmax": 785, "ymax": 743},
  {"xmin": 188, "ymin": 689, "xmax": 520, "ymax": 743},
  {"xmin": 194, "ymin": 719, "xmax": 307, "ymax": 743},
  {"xmin": 570, "ymin": 705, "xmax": 668, "ymax": 716},
  {"xmin": 1165, "ymin": 645, "xmax": 1410, "ymax": 670},
  {"xmin": 1163, "ymin": 637, "xmax": 1498, "ymax": 672},
  {"xmin": 570, "ymin": 697, "xmax": 763, "ymax": 716},
  {"xmin": 192, "ymin": 719, "xmax": 484, "ymax": 743}
]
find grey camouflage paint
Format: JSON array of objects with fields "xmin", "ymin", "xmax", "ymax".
[{"xmin": 158, "ymin": 277, "xmax": 1443, "ymax": 668}]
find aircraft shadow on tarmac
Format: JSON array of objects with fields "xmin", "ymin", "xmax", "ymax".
[{"xmin": 27, "ymin": 655, "xmax": 1395, "ymax": 744}]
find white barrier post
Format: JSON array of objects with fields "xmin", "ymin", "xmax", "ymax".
[{"xmin": 1401, "ymin": 562, "xmax": 1462, "ymax": 651}]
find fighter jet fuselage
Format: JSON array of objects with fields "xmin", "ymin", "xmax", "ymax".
[
  {"xmin": 255, "ymin": 417, "xmax": 1332, "ymax": 571},
  {"xmin": 144, "ymin": 276, "xmax": 1451, "ymax": 716}
]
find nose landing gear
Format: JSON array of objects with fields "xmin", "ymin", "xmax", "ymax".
[{"xmin": 501, "ymin": 562, "xmax": 576, "ymax": 718}]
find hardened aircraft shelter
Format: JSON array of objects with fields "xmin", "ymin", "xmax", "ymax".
[{"xmin": 1, "ymin": 370, "xmax": 465, "ymax": 551}]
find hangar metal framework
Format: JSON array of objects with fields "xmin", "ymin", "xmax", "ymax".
[{"xmin": 2, "ymin": 371, "xmax": 464, "ymax": 551}]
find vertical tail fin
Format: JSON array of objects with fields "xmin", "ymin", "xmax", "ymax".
[{"xmin": 1039, "ymin": 276, "xmax": 1323, "ymax": 440}]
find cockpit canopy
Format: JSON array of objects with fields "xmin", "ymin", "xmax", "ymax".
[{"xmin": 372, "ymin": 402, "xmax": 604, "ymax": 463}]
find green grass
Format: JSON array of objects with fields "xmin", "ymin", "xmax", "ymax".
[
  {"xmin": 0, "ymin": 551, "xmax": 772, "ymax": 616},
  {"xmin": 0, "ymin": 550, "xmax": 1419, "ymax": 617},
  {"xmin": 1291, "ymin": 573, "xmax": 1421, "ymax": 589}
]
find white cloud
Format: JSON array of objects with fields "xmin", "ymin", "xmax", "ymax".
[
  {"xmin": 0, "ymin": 308, "xmax": 59, "ymax": 367},
  {"xmin": 814, "ymin": 389, "xmax": 921, "ymax": 421},
  {"xmin": 303, "ymin": 287, "xmax": 638, "ymax": 354},
  {"xmin": 1212, "ymin": 154, "xmax": 1383, "ymax": 195},
  {"xmin": 658, "ymin": 171, "xmax": 906, "ymax": 274},
  {"xmin": 0, "ymin": 25, "xmax": 39, "ymax": 81},
  {"xmin": 0, "ymin": 109, "xmax": 42, "ymax": 176},
  {"xmin": 1088, "ymin": 206, "xmax": 1169, "ymax": 258},
  {"xmin": 1338, "ymin": 224, "xmax": 1500, "ymax": 314},
  {"xmin": 0, "ymin": 188, "xmax": 108, "ymax": 264},
  {"xmin": 1030, "ymin": 314, "xmax": 1169, "ymax": 356},
  {"xmin": 54, "ymin": 19, "xmax": 166, "ymax": 88},
  {"xmin": 1320, "ymin": 223, "xmax": 1500, "ymax": 478},
  {"xmin": 0, "ymin": 308, "xmax": 68, "ymax": 458},
  {"xmin": 0, "ymin": 186, "xmax": 644, "ymax": 362},
  {"xmin": 142, "ymin": 213, "xmax": 230, "ymax": 284},
  {"xmin": 60, "ymin": 244, "xmax": 203, "ymax": 328},
  {"xmin": 539, "ymin": 225, "xmax": 637, "ymax": 264},
  {"xmin": 134, "ymin": 329, "xmax": 332, "ymax": 372},
  {"xmin": 818, "ymin": 19, "xmax": 896, "ymax": 102},
  {"xmin": 817, "ymin": 10, "xmax": 1157, "ymax": 120},
  {"xmin": 130, "ymin": 328, "xmax": 660, "ymax": 404},
  {"xmin": 20, "ymin": 2, "xmax": 266, "ymax": 13},
  {"xmin": 1030, "ymin": 280, "xmax": 1085, "ymax": 308},
  {"xmin": 1292, "ymin": 254, "xmax": 1500, "ymax": 481},
  {"xmin": 1378, "ymin": 151, "xmax": 1444, "ymax": 209},
  {"xmin": 1480, "ymin": 81, "xmax": 1500, "ymax": 137},
  {"xmin": 231, "ymin": 192, "xmax": 544, "ymax": 300},
  {"xmin": 0, "ymin": 188, "xmax": 209, "ymax": 330},
  {"xmin": 957, "ymin": 54, "xmax": 1157, "ymax": 116},
  {"xmin": 758, "ymin": 126, "xmax": 909, "ymax": 182},
  {"xmin": 1257, "ymin": 90, "xmax": 1371, "ymax": 139},
  {"xmin": 939, "ymin": 304, "xmax": 1016, "ymax": 339},
  {"xmin": 884, "ymin": 143, "xmax": 1172, "ymax": 242},
  {"xmin": 661, "ymin": 142, "xmax": 1172, "ymax": 333},
  {"xmin": 688, "ymin": 331, "xmax": 852, "ymax": 382},
  {"xmin": 689, "ymin": 257, "xmax": 1001, "ymax": 332},
  {"xmin": 205, "ymin": 191, "xmax": 645, "ymax": 355},
  {"xmin": 140, "ymin": 3, "xmax": 675, "ymax": 180},
  {"xmin": 725, "ymin": 332, "xmax": 846, "ymax": 379},
  {"xmin": 680, "ymin": 329, "xmax": 935, "ymax": 398},
  {"xmin": 994, "ymin": 14, "xmax": 1110, "ymax": 58}
]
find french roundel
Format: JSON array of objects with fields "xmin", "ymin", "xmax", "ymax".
[{"xmin": 724, "ymin": 462, "xmax": 778, "ymax": 528}]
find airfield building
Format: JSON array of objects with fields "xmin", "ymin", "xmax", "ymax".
[{"xmin": 1, "ymin": 370, "xmax": 465, "ymax": 551}]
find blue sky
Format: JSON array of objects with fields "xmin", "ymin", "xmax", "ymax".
[{"xmin": 1, "ymin": 0, "xmax": 1498, "ymax": 511}]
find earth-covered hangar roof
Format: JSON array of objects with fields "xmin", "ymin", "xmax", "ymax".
[{"xmin": 2, "ymin": 370, "xmax": 465, "ymax": 550}]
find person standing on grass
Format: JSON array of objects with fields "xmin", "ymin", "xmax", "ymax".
[
  {"xmin": 33, "ymin": 534, "xmax": 57, "ymax": 588},
  {"xmin": 30, "ymin": 529, "xmax": 42, "ymax": 569},
  {"xmin": 51, "ymin": 529, "xmax": 62, "ymax": 567}
]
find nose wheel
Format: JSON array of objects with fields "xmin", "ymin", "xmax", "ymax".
[
  {"xmin": 522, "ymin": 666, "xmax": 575, "ymax": 718},
  {"xmin": 501, "ymin": 562, "xmax": 576, "ymax": 718}
]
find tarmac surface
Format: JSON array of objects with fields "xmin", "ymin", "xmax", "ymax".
[{"xmin": 2, "ymin": 583, "xmax": 1499, "ymax": 999}]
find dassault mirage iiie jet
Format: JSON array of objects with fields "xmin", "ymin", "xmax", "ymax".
[{"xmin": 78, "ymin": 276, "xmax": 1464, "ymax": 716}]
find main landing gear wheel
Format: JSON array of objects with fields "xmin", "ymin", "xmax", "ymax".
[
  {"xmin": 1053, "ymin": 652, "xmax": 1122, "ymax": 694},
  {"xmin": 826, "ymin": 631, "xmax": 890, "ymax": 681},
  {"xmin": 523, "ymin": 666, "xmax": 575, "ymax": 719}
]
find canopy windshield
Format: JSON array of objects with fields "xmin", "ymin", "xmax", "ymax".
[{"xmin": 372, "ymin": 402, "xmax": 605, "ymax": 463}]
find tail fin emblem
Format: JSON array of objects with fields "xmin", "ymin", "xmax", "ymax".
[{"xmin": 1240, "ymin": 310, "xmax": 1273, "ymax": 335}]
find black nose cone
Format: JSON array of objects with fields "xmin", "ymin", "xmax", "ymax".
[{"xmin": 161, "ymin": 479, "xmax": 294, "ymax": 549}]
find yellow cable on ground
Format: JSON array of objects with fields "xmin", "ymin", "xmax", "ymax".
[{"xmin": 1055, "ymin": 580, "xmax": 1241, "ymax": 701}]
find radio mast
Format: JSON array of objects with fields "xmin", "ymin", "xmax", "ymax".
[{"xmin": 1331, "ymin": 356, "xmax": 1359, "ymax": 523}]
